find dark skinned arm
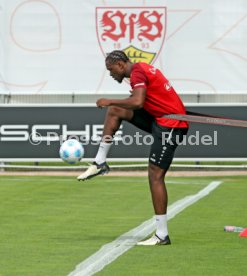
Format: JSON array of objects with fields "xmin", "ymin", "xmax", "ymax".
[{"xmin": 96, "ymin": 88, "xmax": 146, "ymax": 110}]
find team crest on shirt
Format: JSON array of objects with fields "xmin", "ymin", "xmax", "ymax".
[{"xmin": 96, "ymin": 7, "xmax": 167, "ymax": 64}]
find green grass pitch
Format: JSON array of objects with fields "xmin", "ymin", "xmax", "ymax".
[{"xmin": 0, "ymin": 175, "xmax": 246, "ymax": 275}]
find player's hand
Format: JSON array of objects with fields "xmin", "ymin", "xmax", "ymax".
[{"xmin": 96, "ymin": 98, "xmax": 111, "ymax": 108}]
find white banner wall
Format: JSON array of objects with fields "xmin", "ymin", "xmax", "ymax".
[{"xmin": 0, "ymin": 0, "xmax": 247, "ymax": 93}]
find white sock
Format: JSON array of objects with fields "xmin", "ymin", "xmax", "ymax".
[
  {"xmin": 155, "ymin": 214, "xmax": 168, "ymax": 240},
  {"xmin": 94, "ymin": 142, "xmax": 112, "ymax": 164}
]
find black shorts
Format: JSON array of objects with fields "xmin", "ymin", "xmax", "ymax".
[{"xmin": 129, "ymin": 109, "xmax": 188, "ymax": 170}]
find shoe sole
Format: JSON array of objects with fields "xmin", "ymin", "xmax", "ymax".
[
  {"xmin": 159, "ymin": 241, "xmax": 171, "ymax": 245},
  {"xmin": 137, "ymin": 241, "xmax": 171, "ymax": 246},
  {"xmin": 78, "ymin": 170, "xmax": 109, "ymax": 181},
  {"xmin": 137, "ymin": 235, "xmax": 171, "ymax": 246}
]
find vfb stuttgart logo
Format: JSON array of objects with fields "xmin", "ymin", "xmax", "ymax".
[{"xmin": 96, "ymin": 7, "xmax": 167, "ymax": 64}]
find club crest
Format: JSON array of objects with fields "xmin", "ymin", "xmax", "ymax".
[{"xmin": 96, "ymin": 7, "xmax": 167, "ymax": 64}]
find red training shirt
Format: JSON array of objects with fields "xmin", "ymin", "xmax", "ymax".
[{"xmin": 130, "ymin": 62, "xmax": 188, "ymax": 128}]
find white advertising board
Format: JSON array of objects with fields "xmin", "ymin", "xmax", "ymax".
[{"xmin": 0, "ymin": 0, "xmax": 247, "ymax": 93}]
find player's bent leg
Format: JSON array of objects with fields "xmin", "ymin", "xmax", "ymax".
[
  {"xmin": 77, "ymin": 107, "xmax": 133, "ymax": 181},
  {"xmin": 101, "ymin": 106, "xmax": 134, "ymax": 140}
]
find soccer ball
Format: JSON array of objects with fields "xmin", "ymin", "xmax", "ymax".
[{"xmin": 59, "ymin": 139, "xmax": 84, "ymax": 164}]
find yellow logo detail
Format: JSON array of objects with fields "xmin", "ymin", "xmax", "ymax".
[{"xmin": 123, "ymin": 45, "xmax": 156, "ymax": 64}]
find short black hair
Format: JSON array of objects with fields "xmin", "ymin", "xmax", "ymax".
[{"xmin": 105, "ymin": 50, "xmax": 129, "ymax": 64}]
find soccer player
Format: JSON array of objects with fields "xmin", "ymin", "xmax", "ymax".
[{"xmin": 77, "ymin": 50, "xmax": 188, "ymax": 245}]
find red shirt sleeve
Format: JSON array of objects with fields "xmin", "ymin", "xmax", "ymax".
[{"xmin": 130, "ymin": 63, "xmax": 148, "ymax": 90}]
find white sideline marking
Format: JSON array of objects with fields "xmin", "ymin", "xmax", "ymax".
[
  {"xmin": 0, "ymin": 178, "xmax": 72, "ymax": 182},
  {"xmin": 0, "ymin": 178, "xmax": 208, "ymax": 185},
  {"xmin": 68, "ymin": 181, "xmax": 222, "ymax": 276},
  {"xmin": 104, "ymin": 179, "xmax": 208, "ymax": 185}
]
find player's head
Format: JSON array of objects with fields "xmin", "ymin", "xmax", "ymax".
[{"xmin": 105, "ymin": 50, "xmax": 131, "ymax": 83}]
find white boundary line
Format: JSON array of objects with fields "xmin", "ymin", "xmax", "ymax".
[
  {"xmin": 68, "ymin": 181, "xmax": 222, "ymax": 276},
  {"xmin": 1, "ymin": 158, "xmax": 247, "ymax": 162},
  {"xmin": 0, "ymin": 178, "xmax": 209, "ymax": 185}
]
